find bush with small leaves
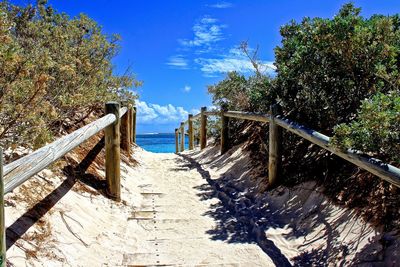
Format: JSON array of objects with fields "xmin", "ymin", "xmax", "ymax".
[
  {"xmin": 274, "ymin": 3, "xmax": 400, "ymax": 134},
  {"xmin": 332, "ymin": 92, "xmax": 400, "ymax": 163},
  {"xmin": 0, "ymin": 1, "xmax": 140, "ymax": 150}
]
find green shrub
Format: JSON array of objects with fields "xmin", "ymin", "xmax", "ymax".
[
  {"xmin": 274, "ymin": 3, "xmax": 400, "ymax": 133},
  {"xmin": 332, "ymin": 92, "xmax": 400, "ymax": 163},
  {"xmin": 0, "ymin": 1, "xmax": 139, "ymax": 150},
  {"xmin": 207, "ymin": 72, "xmax": 274, "ymax": 113}
]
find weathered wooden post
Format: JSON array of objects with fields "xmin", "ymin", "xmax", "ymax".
[
  {"xmin": 132, "ymin": 106, "xmax": 137, "ymax": 143},
  {"xmin": 175, "ymin": 128, "xmax": 179, "ymax": 153},
  {"xmin": 0, "ymin": 148, "xmax": 5, "ymax": 267},
  {"xmin": 180, "ymin": 122, "xmax": 185, "ymax": 152},
  {"xmin": 105, "ymin": 102, "xmax": 121, "ymax": 201},
  {"xmin": 188, "ymin": 114, "xmax": 194, "ymax": 150},
  {"xmin": 220, "ymin": 105, "xmax": 229, "ymax": 155},
  {"xmin": 268, "ymin": 104, "xmax": 282, "ymax": 187},
  {"xmin": 200, "ymin": 107, "xmax": 207, "ymax": 150},
  {"xmin": 120, "ymin": 103, "xmax": 131, "ymax": 154},
  {"xmin": 127, "ymin": 105, "xmax": 133, "ymax": 144}
]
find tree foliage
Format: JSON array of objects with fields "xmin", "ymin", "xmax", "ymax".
[
  {"xmin": 274, "ymin": 3, "xmax": 400, "ymax": 133},
  {"xmin": 0, "ymin": 1, "xmax": 138, "ymax": 150},
  {"xmin": 208, "ymin": 3, "xmax": 400, "ymax": 164},
  {"xmin": 206, "ymin": 3, "xmax": 400, "ymax": 228},
  {"xmin": 332, "ymin": 92, "xmax": 400, "ymax": 162},
  {"xmin": 208, "ymin": 71, "xmax": 274, "ymax": 113}
]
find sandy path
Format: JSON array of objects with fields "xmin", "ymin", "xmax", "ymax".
[
  {"xmin": 6, "ymin": 145, "xmax": 389, "ymax": 266},
  {"xmin": 124, "ymin": 149, "xmax": 273, "ymax": 266}
]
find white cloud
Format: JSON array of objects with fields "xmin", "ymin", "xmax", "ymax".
[
  {"xmin": 190, "ymin": 108, "xmax": 200, "ymax": 115},
  {"xmin": 179, "ymin": 16, "xmax": 226, "ymax": 49},
  {"xmin": 182, "ymin": 85, "xmax": 191, "ymax": 93},
  {"xmin": 195, "ymin": 48, "xmax": 276, "ymax": 76},
  {"xmin": 166, "ymin": 55, "xmax": 189, "ymax": 69},
  {"xmin": 209, "ymin": 2, "xmax": 233, "ymax": 9},
  {"xmin": 136, "ymin": 100, "xmax": 196, "ymax": 124}
]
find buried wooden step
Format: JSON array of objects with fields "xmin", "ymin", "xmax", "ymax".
[
  {"xmin": 122, "ymin": 253, "xmax": 175, "ymax": 266},
  {"xmin": 128, "ymin": 210, "xmax": 157, "ymax": 220}
]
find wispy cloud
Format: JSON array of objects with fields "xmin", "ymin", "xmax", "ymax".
[
  {"xmin": 208, "ymin": 2, "xmax": 233, "ymax": 9},
  {"xmin": 195, "ymin": 48, "xmax": 276, "ymax": 76},
  {"xmin": 166, "ymin": 55, "xmax": 189, "ymax": 69},
  {"xmin": 179, "ymin": 16, "xmax": 226, "ymax": 49},
  {"xmin": 182, "ymin": 85, "xmax": 191, "ymax": 93},
  {"xmin": 167, "ymin": 16, "xmax": 226, "ymax": 70},
  {"xmin": 136, "ymin": 100, "xmax": 196, "ymax": 124}
]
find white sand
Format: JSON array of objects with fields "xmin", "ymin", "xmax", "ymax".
[
  {"xmin": 186, "ymin": 144, "xmax": 400, "ymax": 266},
  {"xmin": 4, "ymin": 144, "xmax": 400, "ymax": 266},
  {"xmin": 5, "ymin": 146, "xmax": 270, "ymax": 266}
]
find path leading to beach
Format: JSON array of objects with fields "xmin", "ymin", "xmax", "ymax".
[
  {"xmin": 6, "ymin": 145, "xmax": 384, "ymax": 266},
  {"xmin": 123, "ymin": 149, "xmax": 273, "ymax": 266}
]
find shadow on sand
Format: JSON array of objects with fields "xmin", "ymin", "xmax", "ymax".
[
  {"xmin": 173, "ymin": 147, "xmax": 381, "ymax": 267},
  {"xmin": 176, "ymin": 153, "xmax": 292, "ymax": 267},
  {"xmin": 6, "ymin": 137, "xmax": 107, "ymax": 250}
]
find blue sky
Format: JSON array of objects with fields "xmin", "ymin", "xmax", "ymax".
[{"xmin": 12, "ymin": 0, "xmax": 400, "ymax": 133}]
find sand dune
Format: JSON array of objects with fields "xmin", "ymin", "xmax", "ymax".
[{"xmin": 4, "ymin": 144, "xmax": 399, "ymax": 266}]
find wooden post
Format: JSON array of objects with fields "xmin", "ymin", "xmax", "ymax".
[
  {"xmin": 120, "ymin": 104, "xmax": 131, "ymax": 154},
  {"xmin": 0, "ymin": 148, "xmax": 5, "ymax": 267},
  {"xmin": 105, "ymin": 102, "xmax": 121, "ymax": 201},
  {"xmin": 128, "ymin": 106, "xmax": 133, "ymax": 145},
  {"xmin": 268, "ymin": 104, "xmax": 282, "ymax": 187},
  {"xmin": 132, "ymin": 106, "xmax": 137, "ymax": 143},
  {"xmin": 175, "ymin": 128, "xmax": 179, "ymax": 153},
  {"xmin": 188, "ymin": 114, "xmax": 194, "ymax": 150},
  {"xmin": 200, "ymin": 107, "xmax": 207, "ymax": 150},
  {"xmin": 220, "ymin": 105, "xmax": 229, "ymax": 155},
  {"xmin": 180, "ymin": 122, "xmax": 185, "ymax": 152}
]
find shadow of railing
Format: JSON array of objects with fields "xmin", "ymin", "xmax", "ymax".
[
  {"xmin": 6, "ymin": 137, "xmax": 106, "ymax": 250},
  {"xmin": 177, "ymin": 153, "xmax": 292, "ymax": 267},
  {"xmin": 174, "ymin": 152, "xmax": 377, "ymax": 266}
]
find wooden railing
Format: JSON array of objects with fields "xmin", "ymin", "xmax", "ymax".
[
  {"xmin": 0, "ymin": 101, "xmax": 137, "ymax": 266},
  {"xmin": 175, "ymin": 105, "xmax": 400, "ymax": 189}
]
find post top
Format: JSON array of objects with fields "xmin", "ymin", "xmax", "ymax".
[{"xmin": 106, "ymin": 101, "xmax": 120, "ymax": 105}]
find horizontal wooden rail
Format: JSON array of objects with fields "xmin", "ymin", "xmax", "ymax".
[
  {"xmin": 274, "ymin": 117, "xmax": 400, "ymax": 187},
  {"xmin": 204, "ymin": 111, "xmax": 220, "ymax": 116},
  {"xmin": 0, "ymin": 102, "xmax": 133, "ymax": 264},
  {"xmin": 186, "ymin": 110, "xmax": 270, "ymax": 122},
  {"xmin": 3, "ymin": 107, "xmax": 127, "ymax": 194},
  {"xmin": 176, "ymin": 106, "xmax": 400, "ymax": 189},
  {"xmin": 192, "ymin": 113, "xmax": 201, "ymax": 120},
  {"xmin": 223, "ymin": 111, "xmax": 270, "ymax": 123},
  {"xmin": 190, "ymin": 111, "xmax": 219, "ymax": 120}
]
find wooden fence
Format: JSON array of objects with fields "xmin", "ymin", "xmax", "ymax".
[
  {"xmin": 175, "ymin": 105, "xmax": 400, "ymax": 189},
  {"xmin": 0, "ymin": 101, "xmax": 137, "ymax": 266}
]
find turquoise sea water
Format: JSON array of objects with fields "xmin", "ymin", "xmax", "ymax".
[{"xmin": 136, "ymin": 133, "xmax": 189, "ymax": 153}]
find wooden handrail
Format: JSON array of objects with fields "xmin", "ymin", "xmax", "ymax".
[
  {"xmin": 0, "ymin": 103, "xmax": 134, "ymax": 264},
  {"xmin": 3, "ymin": 107, "xmax": 128, "ymax": 194},
  {"xmin": 176, "ymin": 106, "xmax": 400, "ymax": 188},
  {"xmin": 204, "ymin": 111, "xmax": 219, "ymax": 116},
  {"xmin": 223, "ymin": 111, "xmax": 270, "ymax": 123},
  {"xmin": 274, "ymin": 116, "xmax": 400, "ymax": 187},
  {"xmin": 192, "ymin": 113, "xmax": 201, "ymax": 120}
]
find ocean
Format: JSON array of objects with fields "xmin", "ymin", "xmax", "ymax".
[{"xmin": 136, "ymin": 133, "xmax": 189, "ymax": 153}]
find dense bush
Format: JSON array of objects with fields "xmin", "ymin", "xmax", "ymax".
[
  {"xmin": 274, "ymin": 4, "xmax": 400, "ymax": 133},
  {"xmin": 332, "ymin": 92, "xmax": 400, "ymax": 163},
  {"xmin": 207, "ymin": 72, "xmax": 274, "ymax": 144},
  {"xmin": 206, "ymin": 3, "xmax": 400, "ymax": 228},
  {"xmin": 208, "ymin": 3, "xmax": 400, "ymax": 164},
  {"xmin": 208, "ymin": 72, "xmax": 274, "ymax": 113},
  {"xmin": 0, "ymin": 1, "xmax": 138, "ymax": 150}
]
